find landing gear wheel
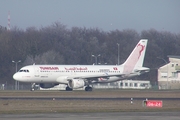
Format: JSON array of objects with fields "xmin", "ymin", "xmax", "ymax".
[
  {"xmin": 31, "ymin": 88, "xmax": 35, "ymax": 91},
  {"xmin": 85, "ymin": 86, "xmax": 92, "ymax": 91},
  {"xmin": 66, "ymin": 86, "xmax": 73, "ymax": 91}
]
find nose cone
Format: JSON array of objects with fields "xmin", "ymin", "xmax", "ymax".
[{"xmin": 13, "ymin": 73, "xmax": 20, "ymax": 81}]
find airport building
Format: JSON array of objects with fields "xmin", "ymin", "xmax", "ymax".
[
  {"xmin": 94, "ymin": 80, "xmax": 151, "ymax": 89},
  {"xmin": 158, "ymin": 55, "xmax": 180, "ymax": 89}
]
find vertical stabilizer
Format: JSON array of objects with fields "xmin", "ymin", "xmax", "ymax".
[{"xmin": 122, "ymin": 39, "xmax": 148, "ymax": 74}]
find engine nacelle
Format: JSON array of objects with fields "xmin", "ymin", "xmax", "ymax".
[
  {"xmin": 39, "ymin": 83, "xmax": 59, "ymax": 88},
  {"xmin": 68, "ymin": 79, "xmax": 85, "ymax": 89}
]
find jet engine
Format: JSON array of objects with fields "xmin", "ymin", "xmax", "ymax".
[
  {"xmin": 39, "ymin": 83, "xmax": 59, "ymax": 88},
  {"xmin": 68, "ymin": 79, "xmax": 85, "ymax": 89}
]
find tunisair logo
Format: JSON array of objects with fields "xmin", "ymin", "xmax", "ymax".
[
  {"xmin": 40, "ymin": 67, "xmax": 59, "ymax": 70},
  {"xmin": 113, "ymin": 67, "xmax": 118, "ymax": 70},
  {"xmin": 137, "ymin": 43, "xmax": 145, "ymax": 59}
]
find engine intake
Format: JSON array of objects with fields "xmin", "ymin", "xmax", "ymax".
[{"xmin": 68, "ymin": 79, "xmax": 85, "ymax": 89}]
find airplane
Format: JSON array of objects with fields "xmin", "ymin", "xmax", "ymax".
[{"xmin": 13, "ymin": 39, "xmax": 150, "ymax": 91}]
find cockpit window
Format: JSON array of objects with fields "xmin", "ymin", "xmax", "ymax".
[{"xmin": 19, "ymin": 69, "xmax": 29, "ymax": 72}]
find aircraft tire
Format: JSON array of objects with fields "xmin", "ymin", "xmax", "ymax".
[
  {"xmin": 85, "ymin": 86, "xmax": 92, "ymax": 91},
  {"xmin": 30, "ymin": 88, "xmax": 35, "ymax": 91},
  {"xmin": 66, "ymin": 86, "xmax": 72, "ymax": 91}
]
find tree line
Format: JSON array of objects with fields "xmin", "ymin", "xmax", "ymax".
[{"xmin": 0, "ymin": 22, "xmax": 180, "ymax": 85}]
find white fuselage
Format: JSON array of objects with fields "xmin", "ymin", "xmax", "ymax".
[{"xmin": 13, "ymin": 64, "xmax": 126, "ymax": 84}]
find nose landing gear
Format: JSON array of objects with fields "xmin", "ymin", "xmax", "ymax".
[{"xmin": 31, "ymin": 83, "xmax": 39, "ymax": 91}]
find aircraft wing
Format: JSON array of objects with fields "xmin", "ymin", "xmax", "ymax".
[
  {"xmin": 67, "ymin": 73, "xmax": 126, "ymax": 80},
  {"xmin": 67, "ymin": 67, "xmax": 150, "ymax": 80},
  {"xmin": 82, "ymin": 73, "xmax": 126, "ymax": 79}
]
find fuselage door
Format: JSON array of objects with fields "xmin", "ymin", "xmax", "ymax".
[{"xmin": 34, "ymin": 66, "xmax": 40, "ymax": 78}]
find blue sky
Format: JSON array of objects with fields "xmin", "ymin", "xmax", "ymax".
[{"xmin": 1, "ymin": 0, "xmax": 180, "ymax": 33}]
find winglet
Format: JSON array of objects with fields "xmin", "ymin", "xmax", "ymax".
[{"xmin": 122, "ymin": 39, "xmax": 148, "ymax": 74}]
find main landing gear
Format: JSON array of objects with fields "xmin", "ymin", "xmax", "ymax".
[
  {"xmin": 65, "ymin": 86, "xmax": 72, "ymax": 91},
  {"xmin": 85, "ymin": 85, "xmax": 92, "ymax": 91},
  {"xmin": 65, "ymin": 85, "xmax": 93, "ymax": 91}
]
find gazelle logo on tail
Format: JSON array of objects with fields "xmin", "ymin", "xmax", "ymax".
[
  {"xmin": 122, "ymin": 39, "xmax": 148, "ymax": 74},
  {"xmin": 137, "ymin": 43, "xmax": 145, "ymax": 59}
]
